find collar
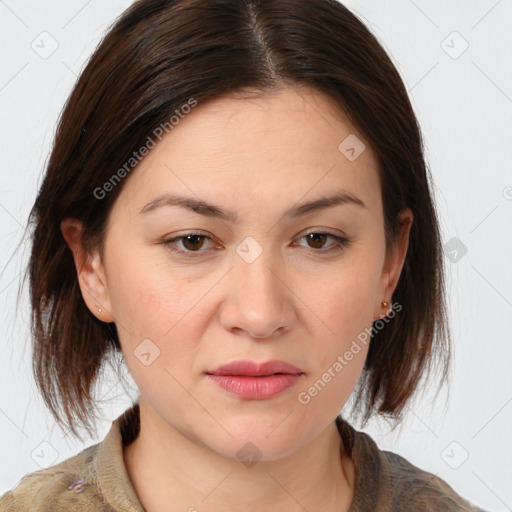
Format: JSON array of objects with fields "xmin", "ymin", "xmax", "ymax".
[{"xmin": 95, "ymin": 403, "xmax": 144, "ymax": 512}]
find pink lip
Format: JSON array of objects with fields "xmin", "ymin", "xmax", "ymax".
[{"xmin": 205, "ymin": 360, "xmax": 304, "ymax": 400}]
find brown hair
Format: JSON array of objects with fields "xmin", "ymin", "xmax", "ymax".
[{"xmin": 22, "ymin": 0, "xmax": 450, "ymax": 440}]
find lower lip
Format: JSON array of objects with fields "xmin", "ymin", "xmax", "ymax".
[{"xmin": 206, "ymin": 374, "xmax": 302, "ymax": 400}]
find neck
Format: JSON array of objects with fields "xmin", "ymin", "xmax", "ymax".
[{"xmin": 123, "ymin": 401, "xmax": 355, "ymax": 512}]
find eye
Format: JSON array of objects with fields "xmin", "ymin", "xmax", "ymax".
[
  {"xmin": 159, "ymin": 230, "xmax": 349, "ymax": 257},
  {"xmin": 294, "ymin": 231, "xmax": 349, "ymax": 253},
  {"xmin": 160, "ymin": 232, "xmax": 217, "ymax": 256}
]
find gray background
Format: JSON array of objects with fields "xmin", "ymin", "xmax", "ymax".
[{"xmin": 1, "ymin": 1, "xmax": 511, "ymax": 510}]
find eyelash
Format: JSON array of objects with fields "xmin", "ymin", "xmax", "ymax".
[{"xmin": 159, "ymin": 230, "xmax": 349, "ymax": 258}]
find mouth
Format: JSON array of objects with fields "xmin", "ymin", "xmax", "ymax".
[
  {"xmin": 206, "ymin": 359, "xmax": 303, "ymax": 377},
  {"xmin": 205, "ymin": 360, "xmax": 304, "ymax": 400}
]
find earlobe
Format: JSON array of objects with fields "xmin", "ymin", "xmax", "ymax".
[
  {"xmin": 374, "ymin": 209, "xmax": 413, "ymax": 320},
  {"xmin": 60, "ymin": 218, "xmax": 114, "ymax": 322}
]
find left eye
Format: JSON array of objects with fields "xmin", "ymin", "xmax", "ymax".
[
  {"xmin": 160, "ymin": 231, "xmax": 348, "ymax": 256},
  {"xmin": 162, "ymin": 233, "xmax": 215, "ymax": 253},
  {"xmin": 294, "ymin": 232, "xmax": 347, "ymax": 251}
]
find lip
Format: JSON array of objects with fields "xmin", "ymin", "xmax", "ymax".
[
  {"xmin": 205, "ymin": 360, "xmax": 304, "ymax": 400},
  {"xmin": 207, "ymin": 359, "xmax": 303, "ymax": 377}
]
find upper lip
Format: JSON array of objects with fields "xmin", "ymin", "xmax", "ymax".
[{"xmin": 206, "ymin": 360, "xmax": 303, "ymax": 377}]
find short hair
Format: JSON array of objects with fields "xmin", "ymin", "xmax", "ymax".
[{"xmin": 23, "ymin": 0, "xmax": 451, "ymax": 441}]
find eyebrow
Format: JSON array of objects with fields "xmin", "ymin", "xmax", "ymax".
[{"xmin": 138, "ymin": 190, "xmax": 366, "ymax": 221}]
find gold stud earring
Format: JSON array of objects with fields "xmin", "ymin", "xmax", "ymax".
[{"xmin": 379, "ymin": 300, "xmax": 389, "ymax": 319}]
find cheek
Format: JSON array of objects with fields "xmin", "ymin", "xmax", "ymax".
[
  {"xmin": 294, "ymin": 252, "xmax": 380, "ymax": 406},
  {"xmin": 111, "ymin": 272, "xmax": 203, "ymax": 399},
  {"xmin": 105, "ymin": 244, "xmax": 201, "ymax": 340},
  {"xmin": 107, "ymin": 269, "xmax": 174, "ymax": 338},
  {"xmin": 104, "ymin": 251, "xmax": 216, "ymax": 382},
  {"xmin": 304, "ymin": 256, "xmax": 381, "ymax": 348}
]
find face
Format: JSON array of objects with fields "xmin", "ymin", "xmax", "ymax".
[{"xmin": 63, "ymin": 85, "xmax": 411, "ymax": 461}]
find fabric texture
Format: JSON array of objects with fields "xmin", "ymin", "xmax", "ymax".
[{"xmin": 0, "ymin": 404, "xmax": 486, "ymax": 511}]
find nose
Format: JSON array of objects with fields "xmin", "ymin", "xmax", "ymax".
[{"xmin": 219, "ymin": 244, "xmax": 297, "ymax": 339}]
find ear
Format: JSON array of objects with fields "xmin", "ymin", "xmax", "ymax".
[
  {"xmin": 60, "ymin": 218, "xmax": 114, "ymax": 322},
  {"xmin": 374, "ymin": 208, "xmax": 413, "ymax": 320}
]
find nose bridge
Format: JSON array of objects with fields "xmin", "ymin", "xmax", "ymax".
[
  {"xmin": 220, "ymin": 235, "xmax": 295, "ymax": 338},
  {"xmin": 234, "ymin": 236, "xmax": 284, "ymax": 309}
]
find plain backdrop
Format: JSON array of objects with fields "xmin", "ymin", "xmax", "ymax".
[{"xmin": 1, "ymin": 1, "xmax": 511, "ymax": 510}]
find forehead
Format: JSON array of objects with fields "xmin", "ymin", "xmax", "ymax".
[{"xmin": 114, "ymin": 85, "xmax": 381, "ymax": 219}]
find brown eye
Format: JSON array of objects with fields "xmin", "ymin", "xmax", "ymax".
[
  {"xmin": 295, "ymin": 231, "xmax": 349, "ymax": 253},
  {"xmin": 161, "ymin": 232, "xmax": 216, "ymax": 256},
  {"xmin": 305, "ymin": 233, "xmax": 329, "ymax": 249},
  {"xmin": 181, "ymin": 234, "xmax": 206, "ymax": 251}
]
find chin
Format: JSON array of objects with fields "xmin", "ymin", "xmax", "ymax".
[
  {"xmin": 197, "ymin": 415, "xmax": 310, "ymax": 462},
  {"xmin": 213, "ymin": 435, "xmax": 302, "ymax": 464}
]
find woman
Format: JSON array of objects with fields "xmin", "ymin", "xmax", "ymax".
[{"xmin": 0, "ymin": 0, "xmax": 487, "ymax": 510}]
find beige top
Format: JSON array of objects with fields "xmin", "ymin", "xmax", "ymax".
[{"xmin": 0, "ymin": 404, "xmax": 486, "ymax": 511}]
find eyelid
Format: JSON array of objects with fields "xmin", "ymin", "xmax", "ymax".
[
  {"xmin": 292, "ymin": 230, "xmax": 348, "ymax": 252},
  {"xmin": 160, "ymin": 228, "xmax": 349, "ymax": 256},
  {"xmin": 161, "ymin": 230, "xmax": 219, "ymax": 253},
  {"xmin": 298, "ymin": 226, "xmax": 347, "ymax": 239}
]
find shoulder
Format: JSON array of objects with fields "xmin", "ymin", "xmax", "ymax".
[
  {"xmin": 0, "ymin": 443, "xmax": 108, "ymax": 512},
  {"xmin": 336, "ymin": 417, "xmax": 488, "ymax": 512},
  {"xmin": 379, "ymin": 448, "xmax": 486, "ymax": 511}
]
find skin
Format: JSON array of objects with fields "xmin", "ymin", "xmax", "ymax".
[{"xmin": 61, "ymin": 85, "xmax": 413, "ymax": 512}]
